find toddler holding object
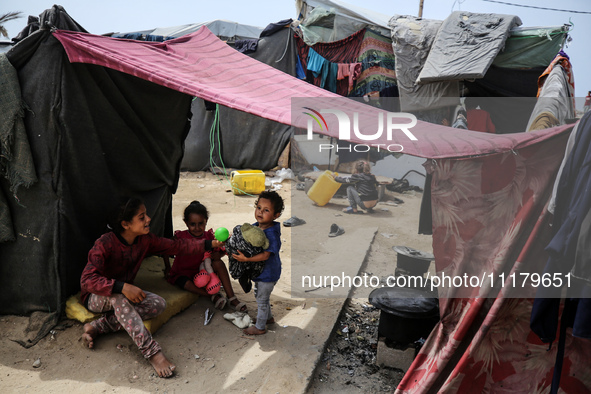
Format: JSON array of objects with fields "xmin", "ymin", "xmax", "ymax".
[{"xmin": 232, "ymin": 190, "xmax": 284, "ymax": 335}]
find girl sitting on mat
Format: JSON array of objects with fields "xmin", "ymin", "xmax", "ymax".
[{"xmin": 163, "ymin": 200, "xmax": 247, "ymax": 312}]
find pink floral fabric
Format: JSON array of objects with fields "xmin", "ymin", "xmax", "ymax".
[{"xmin": 397, "ymin": 132, "xmax": 591, "ymax": 393}]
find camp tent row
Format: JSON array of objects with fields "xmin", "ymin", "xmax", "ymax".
[
  {"xmin": 1, "ymin": 4, "xmax": 589, "ymax": 393},
  {"xmin": 110, "ymin": 0, "xmax": 571, "ymax": 172}
]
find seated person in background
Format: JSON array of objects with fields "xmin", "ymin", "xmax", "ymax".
[
  {"xmin": 465, "ymin": 97, "xmax": 496, "ymax": 134},
  {"xmin": 333, "ymin": 160, "xmax": 379, "ymax": 214}
]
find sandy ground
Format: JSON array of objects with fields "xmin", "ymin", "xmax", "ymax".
[{"xmin": 0, "ymin": 170, "xmax": 432, "ymax": 393}]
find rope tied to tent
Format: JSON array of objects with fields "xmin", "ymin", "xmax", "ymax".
[
  {"xmin": 208, "ymin": 104, "xmax": 257, "ymax": 196},
  {"xmin": 275, "ymin": 29, "xmax": 291, "ymax": 63}
]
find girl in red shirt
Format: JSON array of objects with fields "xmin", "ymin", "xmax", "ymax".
[{"xmin": 163, "ymin": 201, "xmax": 247, "ymax": 312}]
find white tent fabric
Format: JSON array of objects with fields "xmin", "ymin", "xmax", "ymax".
[{"xmin": 115, "ymin": 19, "xmax": 263, "ymax": 41}]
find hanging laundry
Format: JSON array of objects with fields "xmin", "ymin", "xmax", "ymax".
[
  {"xmin": 234, "ymin": 39, "xmax": 259, "ymax": 54},
  {"xmin": 306, "ymin": 48, "xmax": 338, "ymax": 93},
  {"xmin": 295, "ymin": 29, "xmax": 365, "ymax": 96},
  {"xmin": 324, "ymin": 62, "xmax": 338, "ymax": 93},
  {"xmin": 337, "ymin": 62, "xmax": 361, "ymax": 94},
  {"xmin": 296, "ymin": 56, "xmax": 306, "ymax": 79},
  {"xmin": 306, "ymin": 48, "xmax": 327, "ymax": 78}
]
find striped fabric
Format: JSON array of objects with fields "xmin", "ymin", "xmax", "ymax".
[
  {"xmin": 53, "ymin": 27, "xmax": 572, "ymax": 159},
  {"xmin": 349, "ymin": 29, "xmax": 397, "ymax": 98}
]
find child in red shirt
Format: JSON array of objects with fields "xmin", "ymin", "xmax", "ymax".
[{"xmin": 163, "ymin": 201, "xmax": 247, "ymax": 312}]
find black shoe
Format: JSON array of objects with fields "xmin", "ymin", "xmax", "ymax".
[
  {"xmin": 328, "ymin": 223, "xmax": 345, "ymax": 237},
  {"xmin": 239, "ymin": 276, "xmax": 252, "ymax": 293}
]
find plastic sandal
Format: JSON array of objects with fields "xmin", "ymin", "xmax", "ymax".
[
  {"xmin": 283, "ymin": 216, "xmax": 306, "ymax": 227},
  {"xmin": 328, "ymin": 223, "xmax": 345, "ymax": 237},
  {"xmin": 193, "ymin": 269, "xmax": 211, "ymax": 288},
  {"xmin": 211, "ymin": 293, "xmax": 227, "ymax": 310},
  {"xmin": 228, "ymin": 296, "xmax": 247, "ymax": 312},
  {"xmin": 206, "ymin": 272, "xmax": 221, "ymax": 295},
  {"xmin": 342, "ymin": 207, "xmax": 359, "ymax": 214}
]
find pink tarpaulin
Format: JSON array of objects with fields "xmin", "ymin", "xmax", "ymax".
[{"xmin": 52, "ymin": 28, "xmax": 572, "ymax": 160}]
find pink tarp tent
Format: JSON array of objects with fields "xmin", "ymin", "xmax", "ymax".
[
  {"xmin": 53, "ymin": 27, "xmax": 571, "ymax": 159},
  {"xmin": 52, "ymin": 27, "xmax": 590, "ymax": 392}
]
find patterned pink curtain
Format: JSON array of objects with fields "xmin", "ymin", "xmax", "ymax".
[{"xmin": 397, "ymin": 132, "xmax": 591, "ymax": 393}]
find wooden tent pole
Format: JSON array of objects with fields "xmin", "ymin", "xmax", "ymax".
[{"xmin": 418, "ymin": 0, "xmax": 424, "ymax": 17}]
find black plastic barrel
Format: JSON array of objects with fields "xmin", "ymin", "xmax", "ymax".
[
  {"xmin": 369, "ymin": 287, "xmax": 439, "ymax": 344},
  {"xmin": 393, "ymin": 246, "xmax": 434, "ymax": 277}
]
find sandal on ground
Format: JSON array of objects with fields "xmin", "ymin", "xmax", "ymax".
[
  {"xmin": 211, "ymin": 293, "xmax": 228, "ymax": 310},
  {"xmin": 342, "ymin": 207, "xmax": 359, "ymax": 214},
  {"xmin": 228, "ymin": 296, "xmax": 247, "ymax": 312},
  {"xmin": 283, "ymin": 216, "xmax": 306, "ymax": 227},
  {"xmin": 329, "ymin": 223, "xmax": 345, "ymax": 237},
  {"xmin": 206, "ymin": 272, "xmax": 222, "ymax": 295}
]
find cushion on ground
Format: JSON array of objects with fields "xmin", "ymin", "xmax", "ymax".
[{"xmin": 64, "ymin": 256, "xmax": 199, "ymax": 334}]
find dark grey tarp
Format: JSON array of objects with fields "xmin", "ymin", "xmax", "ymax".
[
  {"xmin": 181, "ymin": 26, "xmax": 296, "ymax": 171},
  {"xmin": 388, "ymin": 15, "xmax": 459, "ymax": 111},
  {"xmin": 1, "ymin": 6, "xmax": 192, "ymax": 315},
  {"xmin": 0, "ymin": 54, "xmax": 37, "ymax": 243},
  {"xmin": 418, "ymin": 12, "xmax": 522, "ymax": 83}
]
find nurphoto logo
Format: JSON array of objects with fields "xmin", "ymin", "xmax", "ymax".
[{"xmin": 303, "ymin": 107, "xmax": 418, "ymax": 153}]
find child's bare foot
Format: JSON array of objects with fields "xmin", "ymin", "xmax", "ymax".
[
  {"xmin": 253, "ymin": 317, "xmax": 275, "ymax": 325},
  {"xmin": 149, "ymin": 351, "xmax": 176, "ymax": 378},
  {"xmin": 81, "ymin": 323, "xmax": 98, "ymax": 349},
  {"xmin": 243, "ymin": 325, "xmax": 266, "ymax": 335}
]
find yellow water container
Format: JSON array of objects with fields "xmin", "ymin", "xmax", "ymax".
[
  {"xmin": 306, "ymin": 170, "xmax": 342, "ymax": 206},
  {"xmin": 230, "ymin": 170, "xmax": 266, "ymax": 195}
]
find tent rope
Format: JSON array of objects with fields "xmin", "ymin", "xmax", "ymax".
[
  {"xmin": 208, "ymin": 104, "xmax": 258, "ymax": 196},
  {"xmin": 275, "ymin": 29, "xmax": 291, "ymax": 63}
]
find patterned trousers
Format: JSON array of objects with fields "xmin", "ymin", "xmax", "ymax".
[{"xmin": 87, "ymin": 291, "xmax": 166, "ymax": 359}]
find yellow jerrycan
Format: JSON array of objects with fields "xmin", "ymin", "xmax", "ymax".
[
  {"xmin": 230, "ymin": 170, "xmax": 266, "ymax": 195},
  {"xmin": 306, "ymin": 170, "xmax": 341, "ymax": 206}
]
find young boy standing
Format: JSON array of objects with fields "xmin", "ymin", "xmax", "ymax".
[{"xmin": 232, "ymin": 190, "xmax": 284, "ymax": 335}]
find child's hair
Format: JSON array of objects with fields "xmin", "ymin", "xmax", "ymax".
[
  {"xmin": 255, "ymin": 190, "xmax": 284, "ymax": 217},
  {"xmin": 354, "ymin": 160, "xmax": 371, "ymax": 174},
  {"xmin": 183, "ymin": 200, "xmax": 209, "ymax": 222},
  {"xmin": 109, "ymin": 196, "xmax": 145, "ymax": 233},
  {"xmin": 465, "ymin": 96, "xmax": 479, "ymax": 110}
]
